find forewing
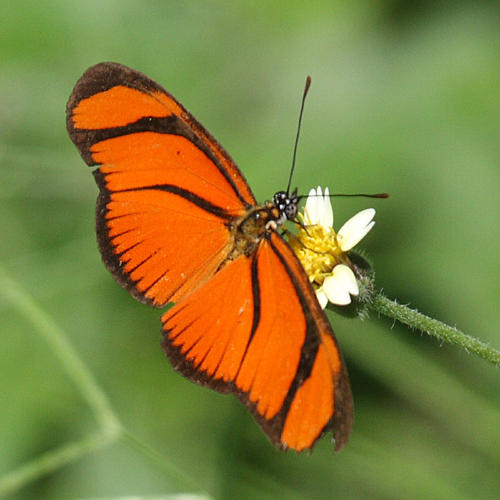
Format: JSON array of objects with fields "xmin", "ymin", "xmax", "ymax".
[{"xmin": 66, "ymin": 62, "xmax": 257, "ymax": 306}]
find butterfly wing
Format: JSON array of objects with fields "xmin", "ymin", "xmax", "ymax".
[
  {"xmin": 66, "ymin": 62, "xmax": 256, "ymax": 306},
  {"xmin": 162, "ymin": 231, "xmax": 353, "ymax": 452}
]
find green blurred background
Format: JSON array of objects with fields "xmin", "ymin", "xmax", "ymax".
[{"xmin": 1, "ymin": 1, "xmax": 499, "ymax": 498}]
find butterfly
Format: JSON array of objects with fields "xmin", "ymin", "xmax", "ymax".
[{"xmin": 66, "ymin": 62, "xmax": 353, "ymax": 452}]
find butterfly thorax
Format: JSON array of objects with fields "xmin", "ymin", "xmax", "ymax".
[
  {"xmin": 227, "ymin": 191, "xmax": 299, "ymax": 261},
  {"xmin": 227, "ymin": 202, "xmax": 280, "ymax": 259}
]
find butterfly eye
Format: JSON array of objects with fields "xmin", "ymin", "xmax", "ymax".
[{"xmin": 285, "ymin": 202, "xmax": 297, "ymax": 220}]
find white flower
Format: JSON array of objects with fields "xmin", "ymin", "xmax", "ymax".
[{"xmin": 289, "ymin": 186, "xmax": 376, "ymax": 308}]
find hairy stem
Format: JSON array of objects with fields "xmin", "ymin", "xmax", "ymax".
[{"xmin": 370, "ymin": 292, "xmax": 500, "ymax": 367}]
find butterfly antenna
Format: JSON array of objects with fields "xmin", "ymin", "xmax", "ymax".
[
  {"xmin": 287, "ymin": 76, "xmax": 312, "ymax": 195},
  {"xmin": 330, "ymin": 192, "xmax": 389, "ymax": 198},
  {"xmin": 296, "ymin": 192, "xmax": 389, "ymax": 202}
]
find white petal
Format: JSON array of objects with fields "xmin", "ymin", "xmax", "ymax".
[
  {"xmin": 316, "ymin": 288, "xmax": 328, "ymax": 309},
  {"xmin": 320, "ymin": 186, "xmax": 333, "ymax": 228},
  {"xmin": 334, "ymin": 264, "xmax": 359, "ymax": 295},
  {"xmin": 323, "ymin": 264, "xmax": 359, "ymax": 306},
  {"xmin": 323, "ymin": 276, "xmax": 351, "ymax": 305},
  {"xmin": 337, "ymin": 208, "xmax": 376, "ymax": 251},
  {"xmin": 314, "ymin": 186, "xmax": 323, "ymax": 224},
  {"xmin": 304, "ymin": 187, "xmax": 320, "ymax": 225}
]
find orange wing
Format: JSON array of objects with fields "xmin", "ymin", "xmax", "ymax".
[
  {"xmin": 66, "ymin": 62, "xmax": 256, "ymax": 306},
  {"xmin": 162, "ymin": 232, "xmax": 353, "ymax": 451}
]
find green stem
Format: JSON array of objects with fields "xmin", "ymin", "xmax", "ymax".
[
  {"xmin": 0, "ymin": 431, "xmax": 117, "ymax": 498},
  {"xmin": 0, "ymin": 266, "xmax": 122, "ymax": 434},
  {"xmin": 121, "ymin": 430, "xmax": 209, "ymax": 495},
  {"xmin": 370, "ymin": 292, "xmax": 500, "ymax": 368}
]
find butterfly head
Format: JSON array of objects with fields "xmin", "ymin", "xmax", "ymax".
[{"xmin": 273, "ymin": 188, "xmax": 299, "ymax": 224}]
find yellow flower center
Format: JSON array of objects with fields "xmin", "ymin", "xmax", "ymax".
[{"xmin": 289, "ymin": 222, "xmax": 346, "ymax": 288}]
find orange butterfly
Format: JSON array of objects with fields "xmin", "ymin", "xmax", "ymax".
[{"xmin": 66, "ymin": 62, "xmax": 353, "ymax": 452}]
